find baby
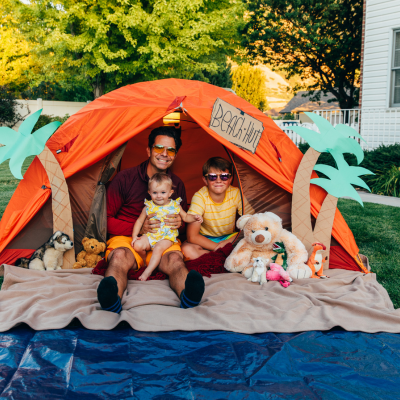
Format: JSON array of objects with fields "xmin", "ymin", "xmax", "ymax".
[{"xmin": 132, "ymin": 172, "xmax": 202, "ymax": 281}]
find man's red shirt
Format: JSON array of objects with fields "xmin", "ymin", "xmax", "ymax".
[{"xmin": 106, "ymin": 159, "xmax": 187, "ymax": 237}]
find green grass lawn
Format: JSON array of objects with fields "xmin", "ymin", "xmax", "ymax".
[
  {"xmin": 0, "ymin": 164, "xmax": 399, "ymax": 308},
  {"xmin": 337, "ymin": 198, "xmax": 400, "ymax": 308}
]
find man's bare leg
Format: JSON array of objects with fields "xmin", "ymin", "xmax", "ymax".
[
  {"xmin": 97, "ymin": 247, "xmax": 137, "ymax": 313},
  {"xmin": 158, "ymin": 251, "xmax": 205, "ymax": 308}
]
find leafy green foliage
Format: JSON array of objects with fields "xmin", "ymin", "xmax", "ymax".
[
  {"xmin": 231, "ymin": 64, "xmax": 268, "ymax": 111},
  {"xmin": 15, "ymin": 0, "xmax": 243, "ymax": 98},
  {"xmin": 368, "ymin": 166, "xmax": 400, "ymax": 198},
  {"xmin": 241, "ymin": 0, "xmax": 362, "ymax": 109},
  {"xmin": 21, "ymin": 81, "xmax": 93, "ymax": 102},
  {"xmin": 192, "ymin": 59, "xmax": 233, "ymax": 88},
  {"xmin": 0, "ymin": 85, "xmax": 24, "ymax": 128},
  {"xmin": 32, "ymin": 114, "xmax": 70, "ymax": 133}
]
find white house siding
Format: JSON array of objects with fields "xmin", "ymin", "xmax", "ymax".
[{"xmin": 361, "ymin": 0, "xmax": 400, "ymax": 148}]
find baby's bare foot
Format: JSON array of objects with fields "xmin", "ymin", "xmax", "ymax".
[{"xmin": 139, "ymin": 272, "xmax": 150, "ymax": 281}]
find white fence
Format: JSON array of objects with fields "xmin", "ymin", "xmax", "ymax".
[{"xmin": 274, "ymin": 108, "xmax": 400, "ymax": 150}]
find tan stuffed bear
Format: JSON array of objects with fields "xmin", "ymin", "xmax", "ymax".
[
  {"xmin": 224, "ymin": 212, "xmax": 312, "ymax": 279},
  {"xmin": 73, "ymin": 237, "xmax": 106, "ymax": 269}
]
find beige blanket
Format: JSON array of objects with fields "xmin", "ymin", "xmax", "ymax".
[{"xmin": 1, "ymin": 264, "xmax": 400, "ymax": 333}]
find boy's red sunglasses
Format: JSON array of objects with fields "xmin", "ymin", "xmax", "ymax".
[{"xmin": 204, "ymin": 173, "xmax": 232, "ymax": 181}]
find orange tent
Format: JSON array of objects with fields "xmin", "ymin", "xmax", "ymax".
[{"xmin": 0, "ymin": 79, "xmax": 362, "ymax": 270}]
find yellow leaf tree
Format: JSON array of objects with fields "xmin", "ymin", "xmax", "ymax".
[
  {"xmin": 0, "ymin": 3, "xmax": 37, "ymax": 92},
  {"xmin": 231, "ymin": 64, "xmax": 269, "ymax": 111}
]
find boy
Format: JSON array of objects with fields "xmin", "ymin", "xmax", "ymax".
[{"xmin": 182, "ymin": 157, "xmax": 252, "ymax": 260}]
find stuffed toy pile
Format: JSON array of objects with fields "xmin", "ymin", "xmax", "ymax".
[
  {"xmin": 224, "ymin": 212, "xmax": 312, "ymax": 279},
  {"xmin": 73, "ymin": 237, "xmax": 106, "ymax": 269}
]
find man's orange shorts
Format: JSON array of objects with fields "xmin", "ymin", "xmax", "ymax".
[{"xmin": 105, "ymin": 236, "xmax": 182, "ymax": 269}]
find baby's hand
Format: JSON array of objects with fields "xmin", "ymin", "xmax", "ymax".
[
  {"xmin": 131, "ymin": 236, "xmax": 139, "ymax": 247},
  {"xmin": 194, "ymin": 215, "xmax": 203, "ymax": 223}
]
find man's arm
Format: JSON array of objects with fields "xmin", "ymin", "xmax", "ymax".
[{"xmin": 107, "ymin": 173, "xmax": 134, "ymax": 236}]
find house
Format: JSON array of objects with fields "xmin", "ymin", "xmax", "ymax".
[
  {"xmin": 278, "ymin": 91, "xmax": 339, "ymax": 122},
  {"xmin": 359, "ymin": 0, "xmax": 400, "ymax": 148}
]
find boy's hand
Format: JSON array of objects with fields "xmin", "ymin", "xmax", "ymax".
[
  {"xmin": 164, "ymin": 213, "xmax": 182, "ymax": 230},
  {"xmin": 140, "ymin": 213, "xmax": 159, "ymax": 234},
  {"xmin": 131, "ymin": 236, "xmax": 139, "ymax": 247},
  {"xmin": 214, "ymin": 239, "xmax": 229, "ymax": 251}
]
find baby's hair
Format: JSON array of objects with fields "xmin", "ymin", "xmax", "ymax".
[
  {"xmin": 148, "ymin": 172, "xmax": 173, "ymax": 189},
  {"xmin": 202, "ymin": 157, "xmax": 233, "ymax": 176}
]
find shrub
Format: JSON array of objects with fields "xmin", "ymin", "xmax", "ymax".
[
  {"xmin": 0, "ymin": 85, "xmax": 24, "ymax": 127},
  {"xmin": 368, "ymin": 165, "xmax": 400, "ymax": 197},
  {"xmin": 32, "ymin": 114, "xmax": 70, "ymax": 133}
]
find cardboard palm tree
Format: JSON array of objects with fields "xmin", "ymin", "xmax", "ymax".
[
  {"xmin": 291, "ymin": 113, "xmax": 372, "ymax": 270},
  {"xmin": 0, "ymin": 110, "xmax": 75, "ymax": 268}
]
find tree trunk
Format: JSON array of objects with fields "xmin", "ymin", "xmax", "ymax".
[
  {"xmin": 37, "ymin": 146, "xmax": 75, "ymax": 269},
  {"xmin": 93, "ymin": 73, "xmax": 106, "ymax": 99},
  {"xmin": 313, "ymin": 193, "xmax": 338, "ymax": 270},
  {"xmin": 291, "ymin": 147, "xmax": 320, "ymax": 255}
]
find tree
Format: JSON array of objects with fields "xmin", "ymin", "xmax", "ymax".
[
  {"xmin": 231, "ymin": 64, "xmax": 268, "ymax": 111},
  {"xmin": 16, "ymin": 0, "xmax": 243, "ymax": 98},
  {"xmin": 0, "ymin": 85, "xmax": 25, "ymax": 128},
  {"xmin": 242, "ymin": 0, "xmax": 362, "ymax": 110},
  {"xmin": 0, "ymin": 2, "xmax": 38, "ymax": 94},
  {"xmin": 192, "ymin": 58, "xmax": 233, "ymax": 88}
]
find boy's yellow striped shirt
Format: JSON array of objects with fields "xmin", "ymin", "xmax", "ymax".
[{"xmin": 187, "ymin": 186, "xmax": 248, "ymax": 237}]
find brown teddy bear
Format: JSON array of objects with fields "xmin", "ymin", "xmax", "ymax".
[
  {"xmin": 73, "ymin": 237, "xmax": 106, "ymax": 269},
  {"xmin": 224, "ymin": 212, "xmax": 312, "ymax": 279}
]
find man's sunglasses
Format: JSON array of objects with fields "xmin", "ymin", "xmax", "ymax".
[
  {"xmin": 152, "ymin": 144, "xmax": 177, "ymax": 157},
  {"xmin": 204, "ymin": 173, "xmax": 232, "ymax": 181}
]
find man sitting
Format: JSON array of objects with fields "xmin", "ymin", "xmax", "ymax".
[{"xmin": 97, "ymin": 126, "xmax": 205, "ymax": 313}]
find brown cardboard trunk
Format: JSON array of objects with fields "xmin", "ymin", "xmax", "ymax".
[
  {"xmin": 38, "ymin": 146, "xmax": 75, "ymax": 269},
  {"xmin": 291, "ymin": 147, "xmax": 320, "ymax": 255}
]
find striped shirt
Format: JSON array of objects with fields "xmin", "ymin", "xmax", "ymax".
[{"xmin": 187, "ymin": 186, "xmax": 248, "ymax": 237}]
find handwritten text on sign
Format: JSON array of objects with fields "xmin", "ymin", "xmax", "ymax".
[{"xmin": 209, "ymin": 98, "xmax": 264, "ymax": 154}]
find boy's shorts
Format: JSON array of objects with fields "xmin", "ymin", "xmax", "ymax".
[
  {"xmin": 105, "ymin": 236, "xmax": 182, "ymax": 269},
  {"xmin": 202, "ymin": 232, "xmax": 238, "ymax": 243}
]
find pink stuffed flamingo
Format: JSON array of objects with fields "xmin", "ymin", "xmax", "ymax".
[{"xmin": 266, "ymin": 263, "xmax": 292, "ymax": 288}]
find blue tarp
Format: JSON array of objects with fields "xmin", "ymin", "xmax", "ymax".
[{"xmin": 0, "ymin": 326, "xmax": 400, "ymax": 399}]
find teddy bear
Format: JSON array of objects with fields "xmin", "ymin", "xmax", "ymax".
[
  {"xmin": 73, "ymin": 237, "xmax": 106, "ymax": 269},
  {"xmin": 224, "ymin": 212, "xmax": 312, "ymax": 279}
]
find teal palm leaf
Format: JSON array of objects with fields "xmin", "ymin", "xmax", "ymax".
[
  {"xmin": 0, "ymin": 109, "xmax": 60, "ymax": 179},
  {"xmin": 291, "ymin": 112, "xmax": 365, "ymax": 164},
  {"xmin": 312, "ymin": 157, "xmax": 374, "ymax": 206}
]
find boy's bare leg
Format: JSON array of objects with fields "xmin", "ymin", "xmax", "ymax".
[
  {"xmin": 97, "ymin": 247, "xmax": 137, "ymax": 313},
  {"xmin": 181, "ymin": 242, "xmax": 210, "ymax": 261},
  {"xmin": 139, "ymin": 239, "xmax": 173, "ymax": 281},
  {"xmin": 133, "ymin": 236, "xmax": 151, "ymax": 267}
]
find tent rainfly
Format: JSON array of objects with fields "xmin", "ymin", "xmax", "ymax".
[{"xmin": 0, "ymin": 79, "xmax": 364, "ymax": 272}]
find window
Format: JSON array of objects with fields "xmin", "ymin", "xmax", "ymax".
[{"xmin": 392, "ymin": 30, "xmax": 400, "ymax": 107}]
